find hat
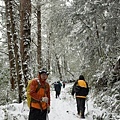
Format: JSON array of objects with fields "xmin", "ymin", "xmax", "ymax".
[
  {"xmin": 79, "ymin": 75, "xmax": 85, "ymax": 80},
  {"xmin": 39, "ymin": 68, "xmax": 49, "ymax": 75}
]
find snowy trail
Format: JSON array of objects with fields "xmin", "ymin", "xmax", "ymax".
[
  {"xmin": 0, "ymin": 83, "xmax": 117, "ymax": 120},
  {"xmin": 49, "ymin": 83, "xmax": 88, "ymax": 120},
  {"xmin": 0, "ymin": 83, "xmax": 94, "ymax": 120}
]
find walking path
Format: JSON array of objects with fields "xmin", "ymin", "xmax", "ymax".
[{"xmin": 49, "ymin": 83, "xmax": 92, "ymax": 120}]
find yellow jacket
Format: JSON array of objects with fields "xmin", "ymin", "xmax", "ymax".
[{"xmin": 72, "ymin": 80, "xmax": 89, "ymax": 98}]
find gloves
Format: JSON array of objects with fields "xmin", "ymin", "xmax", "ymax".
[
  {"xmin": 47, "ymin": 106, "xmax": 50, "ymax": 113},
  {"xmin": 42, "ymin": 97, "xmax": 48, "ymax": 103}
]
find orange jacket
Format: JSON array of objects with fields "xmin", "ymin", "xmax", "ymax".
[{"xmin": 29, "ymin": 78, "xmax": 50, "ymax": 110}]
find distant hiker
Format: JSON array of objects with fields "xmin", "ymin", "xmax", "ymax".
[
  {"xmin": 54, "ymin": 81, "xmax": 62, "ymax": 98},
  {"xmin": 28, "ymin": 68, "xmax": 50, "ymax": 120},
  {"xmin": 53, "ymin": 82, "xmax": 57, "ymax": 90},
  {"xmin": 63, "ymin": 81, "xmax": 65, "ymax": 88},
  {"xmin": 71, "ymin": 75, "xmax": 89, "ymax": 119}
]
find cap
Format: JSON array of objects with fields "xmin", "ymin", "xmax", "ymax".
[{"xmin": 39, "ymin": 68, "xmax": 49, "ymax": 75}]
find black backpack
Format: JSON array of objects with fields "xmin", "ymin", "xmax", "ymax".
[{"xmin": 74, "ymin": 81, "xmax": 89, "ymax": 96}]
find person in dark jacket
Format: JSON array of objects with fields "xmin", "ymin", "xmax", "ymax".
[
  {"xmin": 54, "ymin": 81, "xmax": 62, "ymax": 98},
  {"xmin": 71, "ymin": 75, "xmax": 89, "ymax": 118},
  {"xmin": 63, "ymin": 81, "xmax": 66, "ymax": 88}
]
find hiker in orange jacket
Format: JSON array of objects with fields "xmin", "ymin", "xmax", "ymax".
[
  {"xmin": 28, "ymin": 68, "xmax": 50, "ymax": 120},
  {"xmin": 71, "ymin": 75, "xmax": 89, "ymax": 119}
]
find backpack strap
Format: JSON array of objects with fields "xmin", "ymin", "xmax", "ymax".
[
  {"xmin": 36, "ymin": 79, "xmax": 41, "ymax": 92},
  {"xmin": 30, "ymin": 80, "xmax": 48, "ymax": 110},
  {"xmin": 30, "ymin": 79, "xmax": 43, "ymax": 110},
  {"xmin": 44, "ymin": 83, "xmax": 48, "ymax": 96}
]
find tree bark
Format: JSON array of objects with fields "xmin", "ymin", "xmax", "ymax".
[
  {"xmin": 20, "ymin": 0, "xmax": 31, "ymax": 86},
  {"xmin": 5, "ymin": 0, "xmax": 16, "ymax": 90},
  {"xmin": 9, "ymin": 0, "xmax": 24, "ymax": 103},
  {"xmin": 37, "ymin": 4, "xmax": 42, "ymax": 70},
  {"xmin": 55, "ymin": 53, "xmax": 62, "ymax": 81}
]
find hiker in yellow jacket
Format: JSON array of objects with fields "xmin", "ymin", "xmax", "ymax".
[{"xmin": 71, "ymin": 75, "xmax": 89, "ymax": 119}]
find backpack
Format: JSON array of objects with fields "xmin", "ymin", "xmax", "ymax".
[
  {"xmin": 26, "ymin": 78, "xmax": 41, "ymax": 108},
  {"xmin": 26, "ymin": 78, "xmax": 48, "ymax": 108},
  {"xmin": 74, "ymin": 80, "xmax": 89, "ymax": 96}
]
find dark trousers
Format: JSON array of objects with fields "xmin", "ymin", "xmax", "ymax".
[
  {"xmin": 28, "ymin": 107, "xmax": 47, "ymax": 120},
  {"xmin": 76, "ymin": 97, "xmax": 85, "ymax": 117},
  {"xmin": 55, "ymin": 91, "xmax": 60, "ymax": 98}
]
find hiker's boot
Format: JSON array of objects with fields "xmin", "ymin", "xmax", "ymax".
[
  {"xmin": 81, "ymin": 116, "xmax": 85, "ymax": 118},
  {"xmin": 77, "ymin": 111, "xmax": 80, "ymax": 115},
  {"xmin": 81, "ymin": 109, "xmax": 85, "ymax": 118}
]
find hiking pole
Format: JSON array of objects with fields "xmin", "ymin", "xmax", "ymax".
[
  {"xmin": 46, "ymin": 102, "xmax": 49, "ymax": 120},
  {"xmin": 46, "ymin": 110, "xmax": 49, "ymax": 120},
  {"xmin": 85, "ymin": 97, "xmax": 89, "ymax": 115},
  {"xmin": 86, "ymin": 100, "xmax": 88, "ymax": 113}
]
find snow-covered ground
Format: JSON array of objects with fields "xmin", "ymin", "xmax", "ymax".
[{"xmin": 0, "ymin": 83, "xmax": 106, "ymax": 120}]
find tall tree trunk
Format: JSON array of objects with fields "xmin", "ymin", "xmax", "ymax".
[
  {"xmin": 55, "ymin": 53, "xmax": 62, "ymax": 81},
  {"xmin": 94, "ymin": 18, "xmax": 103, "ymax": 57},
  {"xmin": 37, "ymin": 4, "xmax": 42, "ymax": 70},
  {"xmin": 47, "ymin": 32, "xmax": 51, "ymax": 71},
  {"xmin": 63, "ymin": 54, "xmax": 67, "ymax": 75},
  {"xmin": 20, "ymin": 0, "xmax": 31, "ymax": 86},
  {"xmin": 94, "ymin": 18, "xmax": 99, "ymax": 39},
  {"xmin": 5, "ymin": 0, "xmax": 16, "ymax": 90},
  {"xmin": 9, "ymin": 0, "xmax": 24, "ymax": 103}
]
